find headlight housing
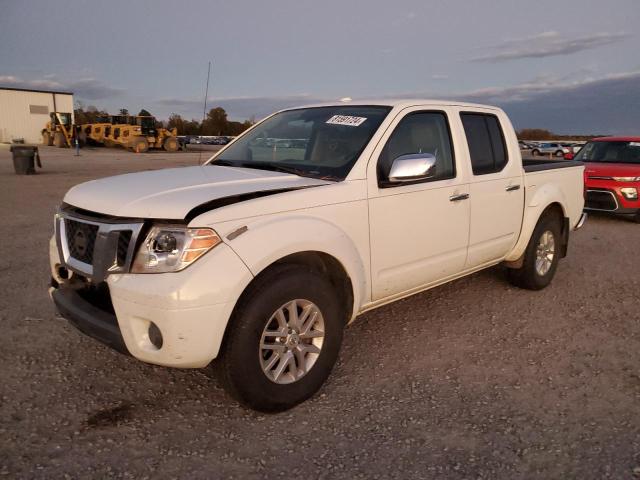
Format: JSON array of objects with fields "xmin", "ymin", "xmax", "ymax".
[
  {"xmin": 620, "ymin": 187, "xmax": 638, "ymax": 200},
  {"xmin": 612, "ymin": 176, "xmax": 640, "ymax": 182},
  {"xmin": 131, "ymin": 225, "xmax": 221, "ymax": 273}
]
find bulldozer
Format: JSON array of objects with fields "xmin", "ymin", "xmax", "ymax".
[
  {"xmin": 42, "ymin": 112, "xmax": 74, "ymax": 147},
  {"xmin": 102, "ymin": 115, "xmax": 179, "ymax": 153}
]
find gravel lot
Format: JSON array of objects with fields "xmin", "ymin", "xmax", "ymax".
[{"xmin": 1, "ymin": 145, "xmax": 639, "ymax": 479}]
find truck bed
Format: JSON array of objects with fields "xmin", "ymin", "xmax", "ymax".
[{"xmin": 523, "ymin": 159, "xmax": 583, "ymax": 173}]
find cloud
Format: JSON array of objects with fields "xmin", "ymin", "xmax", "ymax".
[
  {"xmin": 470, "ymin": 31, "xmax": 631, "ymax": 63},
  {"xmin": 155, "ymin": 70, "xmax": 640, "ymax": 134},
  {"xmin": 0, "ymin": 74, "xmax": 123, "ymax": 99},
  {"xmin": 455, "ymin": 70, "xmax": 640, "ymax": 134},
  {"xmin": 431, "ymin": 74, "xmax": 449, "ymax": 80},
  {"xmin": 157, "ymin": 94, "xmax": 328, "ymax": 121}
]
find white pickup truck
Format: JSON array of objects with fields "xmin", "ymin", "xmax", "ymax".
[{"xmin": 50, "ymin": 100, "xmax": 586, "ymax": 411}]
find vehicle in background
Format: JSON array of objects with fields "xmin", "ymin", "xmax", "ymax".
[
  {"xmin": 531, "ymin": 142, "xmax": 570, "ymax": 157},
  {"xmin": 519, "ymin": 140, "xmax": 534, "ymax": 150},
  {"xmin": 49, "ymin": 100, "xmax": 586, "ymax": 411},
  {"xmin": 42, "ymin": 112, "xmax": 74, "ymax": 148},
  {"xmin": 569, "ymin": 137, "xmax": 640, "ymax": 222}
]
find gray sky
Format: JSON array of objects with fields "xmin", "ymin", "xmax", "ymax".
[{"xmin": 1, "ymin": 0, "xmax": 638, "ymax": 133}]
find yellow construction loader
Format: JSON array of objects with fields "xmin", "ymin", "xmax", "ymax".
[
  {"xmin": 102, "ymin": 115, "xmax": 179, "ymax": 153},
  {"xmin": 42, "ymin": 112, "xmax": 74, "ymax": 147}
]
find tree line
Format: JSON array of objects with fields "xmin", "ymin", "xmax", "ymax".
[
  {"xmin": 73, "ymin": 102, "xmax": 254, "ymax": 136},
  {"xmin": 517, "ymin": 129, "xmax": 602, "ymax": 141}
]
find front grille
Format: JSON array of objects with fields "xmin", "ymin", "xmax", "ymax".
[
  {"xmin": 116, "ymin": 231, "xmax": 132, "ymax": 266},
  {"xmin": 57, "ymin": 209, "xmax": 144, "ymax": 282},
  {"xmin": 65, "ymin": 219, "xmax": 99, "ymax": 264},
  {"xmin": 585, "ymin": 190, "xmax": 618, "ymax": 211}
]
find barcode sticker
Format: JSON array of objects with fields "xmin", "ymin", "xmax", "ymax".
[
  {"xmin": 629, "ymin": 142, "xmax": 640, "ymax": 146},
  {"xmin": 326, "ymin": 115, "xmax": 367, "ymax": 127}
]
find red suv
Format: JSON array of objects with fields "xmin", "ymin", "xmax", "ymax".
[{"xmin": 567, "ymin": 137, "xmax": 640, "ymax": 222}]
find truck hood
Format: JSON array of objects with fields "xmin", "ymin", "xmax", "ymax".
[
  {"xmin": 63, "ymin": 165, "xmax": 332, "ymax": 219},
  {"xmin": 584, "ymin": 162, "xmax": 640, "ymax": 178}
]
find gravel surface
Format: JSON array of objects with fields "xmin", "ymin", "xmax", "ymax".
[{"xmin": 1, "ymin": 145, "xmax": 639, "ymax": 479}]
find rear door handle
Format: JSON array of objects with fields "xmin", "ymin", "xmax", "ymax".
[
  {"xmin": 449, "ymin": 193, "xmax": 470, "ymax": 202},
  {"xmin": 506, "ymin": 185, "xmax": 521, "ymax": 192}
]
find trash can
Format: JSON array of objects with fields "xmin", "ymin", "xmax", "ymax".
[{"xmin": 10, "ymin": 145, "xmax": 41, "ymax": 175}]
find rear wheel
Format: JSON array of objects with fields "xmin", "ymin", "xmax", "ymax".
[
  {"xmin": 555, "ymin": 150, "xmax": 564, "ymax": 157},
  {"xmin": 216, "ymin": 265, "xmax": 344, "ymax": 412},
  {"xmin": 163, "ymin": 136, "xmax": 179, "ymax": 152},
  {"xmin": 531, "ymin": 149, "xmax": 540, "ymax": 156},
  {"xmin": 507, "ymin": 211, "xmax": 563, "ymax": 290},
  {"xmin": 130, "ymin": 137, "xmax": 149, "ymax": 153}
]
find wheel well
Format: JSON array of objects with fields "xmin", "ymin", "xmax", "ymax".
[
  {"xmin": 541, "ymin": 202, "xmax": 569, "ymax": 257},
  {"xmin": 255, "ymin": 251, "xmax": 354, "ymax": 324}
]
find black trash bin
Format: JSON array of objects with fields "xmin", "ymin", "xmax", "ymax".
[{"xmin": 10, "ymin": 145, "xmax": 41, "ymax": 175}]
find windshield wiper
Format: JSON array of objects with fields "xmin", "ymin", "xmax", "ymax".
[{"xmin": 210, "ymin": 160, "xmax": 339, "ymax": 181}]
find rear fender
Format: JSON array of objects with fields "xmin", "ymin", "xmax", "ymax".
[{"xmin": 505, "ymin": 184, "xmax": 567, "ymax": 262}]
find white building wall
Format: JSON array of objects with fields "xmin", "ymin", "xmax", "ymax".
[{"xmin": 0, "ymin": 89, "xmax": 74, "ymax": 144}]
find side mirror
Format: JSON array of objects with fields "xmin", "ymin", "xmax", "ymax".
[
  {"xmin": 388, "ymin": 153, "xmax": 437, "ymax": 183},
  {"xmin": 564, "ymin": 152, "xmax": 574, "ymax": 160}
]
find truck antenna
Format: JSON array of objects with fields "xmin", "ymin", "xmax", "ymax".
[{"xmin": 199, "ymin": 61, "xmax": 212, "ymax": 165}]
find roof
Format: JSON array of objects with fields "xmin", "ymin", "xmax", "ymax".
[
  {"xmin": 0, "ymin": 86, "xmax": 73, "ymax": 96},
  {"xmin": 592, "ymin": 136, "xmax": 640, "ymax": 142},
  {"xmin": 290, "ymin": 98, "xmax": 502, "ymax": 111}
]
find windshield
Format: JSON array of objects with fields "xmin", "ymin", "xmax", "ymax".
[
  {"xmin": 211, "ymin": 106, "xmax": 391, "ymax": 180},
  {"xmin": 575, "ymin": 141, "xmax": 640, "ymax": 164}
]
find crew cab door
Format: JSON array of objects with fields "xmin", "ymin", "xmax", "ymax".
[
  {"xmin": 367, "ymin": 108, "xmax": 471, "ymax": 301},
  {"xmin": 458, "ymin": 110, "xmax": 525, "ymax": 267}
]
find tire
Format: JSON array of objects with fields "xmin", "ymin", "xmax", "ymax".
[
  {"xmin": 507, "ymin": 211, "xmax": 563, "ymax": 290},
  {"xmin": 163, "ymin": 136, "xmax": 179, "ymax": 152},
  {"xmin": 555, "ymin": 150, "xmax": 564, "ymax": 157},
  {"xmin": 104, "ymin": 139, "xmax": 115, "ymax": 148},
  {"xmin": 531, "ymin": 149, "xmax": 539, "ymax": 156},
  {"xmin": 130, "ymin": 137, "xmax": 149, "ymax": 153},
  {"xmin": 42, "ymin": 132, "xmax": 51, "ymax": 146},
  {"xmin": 53, "ymin": 132, "xmax": 66, "ymax": 148},
  {"xmin": 216, "ymin": 265, "xmax": 344, "ymax": 412}
]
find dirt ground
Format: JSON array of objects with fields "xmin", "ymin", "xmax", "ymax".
[{"xmin": 1, "ymin": 145, "xmax": 639, "ymax": 479}]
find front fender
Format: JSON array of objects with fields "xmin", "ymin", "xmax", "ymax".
[
  {"xmin": 505, "ymin": 184, "xmax": 567, "ymax": 262},
  {"xmin": 221, "ymin": 213, "xmax": 370, "ymax": 319}
]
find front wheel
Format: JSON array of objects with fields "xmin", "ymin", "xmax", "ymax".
[
  {"xmin": 216, "ymin": 265, "xmax": 344, "ymax": 412},
  {"xmin": 507, "ymin": 211, "xmax": 563, "ymax": 290},
  {"xmin": 163, "ymin": 136, "xmax": 179, "ymax": 152}
]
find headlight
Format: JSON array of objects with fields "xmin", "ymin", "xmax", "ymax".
[
  {"xmin": 131, "ymin": 225, "xmax": 221, "ymax": 273},
  {"xmin": 612, "ymin": 176, "xmax": 640, "ymax": 182},
  {"xmin": 620, "ymin": 187, "xmax": 638, "ymax": 200}
]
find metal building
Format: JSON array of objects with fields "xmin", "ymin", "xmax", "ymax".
[{"xmin": 0, "ymin": 87, "xmax": 74, "ymax": 144}]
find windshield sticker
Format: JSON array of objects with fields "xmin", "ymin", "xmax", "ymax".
[
  {"xmin": 630, "ymin": 142, "xmax": 640, "ymax": 147},
  {"xmin": 326, "ymin": 115, "xmax": 367, "ymax": 127}
]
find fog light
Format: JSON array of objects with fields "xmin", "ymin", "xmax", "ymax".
[
  {"xmin": 621, "ymin": 187, "xmax": 638, "ymax": 200},
  {"xmin": 148, "ymin": 322, "xmax": 163, "ymax": 349},
  {"xmin": 56, "ymin": 265, "xmax": 70, "ymax": 279}
]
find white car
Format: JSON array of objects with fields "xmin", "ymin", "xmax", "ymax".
[
  {"xmin": 50, "ymin": 100, "xmax": 586, "ymax": 411},
  {"xmin": 531, "ymin": 142, "xmax": 571, "ymax": 157}
]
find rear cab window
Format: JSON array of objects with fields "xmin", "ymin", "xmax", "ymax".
[{"xmin": 460, "ymin": 113, "xmax": 508, "ymax": 175}]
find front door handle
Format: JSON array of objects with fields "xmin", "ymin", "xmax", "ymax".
[
  {"xmin": 506, "ymin": 185, "xmax": 521, "ymax": 192},
  {"xmin": 449, "ymin": 193, "xmax": 470, "ymax": 202}
]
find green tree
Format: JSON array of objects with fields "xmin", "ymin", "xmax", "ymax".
[
  {"xmin": 138, "ymin": 109, "xmax": 152, "ymax": 117},
  {"xmin": 119, "ymin": 108, "xmax": 129, "ymax": 116},
  {"xmin": 202, "ymin": 107, "xmax": 228, "ymax": 136}
]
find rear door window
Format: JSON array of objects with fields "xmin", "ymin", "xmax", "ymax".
[{"xmin": 461, "ymin": 113, "xmax": 508, "ymax": 175}]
